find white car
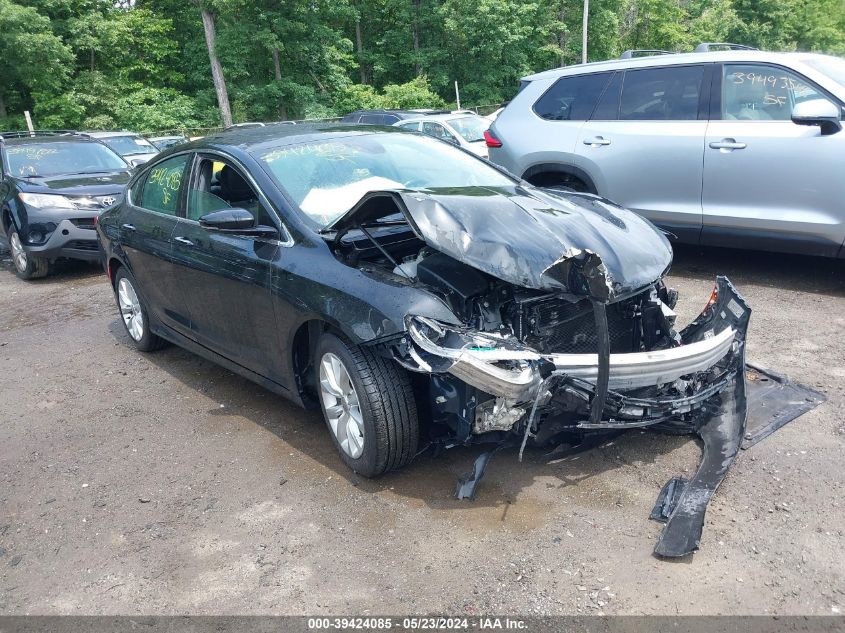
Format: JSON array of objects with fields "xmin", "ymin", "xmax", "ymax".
[{"xmin": 394, "ymin": 113, "xmax": 490, "ymax": 158}]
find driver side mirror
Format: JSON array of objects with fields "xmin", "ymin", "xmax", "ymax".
[
  {"xmin": 200, "ymin": 207, "xmax": 255, "ymax": 230},
  {"xmin": 792, "ymin": 99, "xmax": 842, "ymax": 135},
  {"xmin": 199, "ymin": 208, "xmax": 279, "ymax": 238}
]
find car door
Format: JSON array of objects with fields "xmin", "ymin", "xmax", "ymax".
[
  {"xmin": 574, "ymin": 65, "xmax": 711, "ymax": 243},
  {"xmin": 701, "ymin": 63, "xmax": 845, "ymax": 256},
  {"xmin": 120, "ymin": 153, "xmax": 192, "ymax": 333},
  {"xmin": 169, "ymin": 153, "xmax": 286, "ymax": 378}
]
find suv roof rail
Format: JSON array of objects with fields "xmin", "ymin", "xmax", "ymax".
[
  {"xmin": 0, "ymin": 130, "xmax": 80, "ymax": 143},
  {"xmin": 694, "ymin": 42, "xmax": 758, "ymax": 52},
  {"xmin": 619, "ymin": 49, "xmax": 673, "ymax": 59}
]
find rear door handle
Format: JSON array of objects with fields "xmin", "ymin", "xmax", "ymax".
[
  {"xmin": 709, "ymin": 139, "xmax": 747, "ymax": 150},
  {"xmin": 583, "ymin": 136, "xmax": 611, "ymax": 146},
  {"xmin": 174, "ymin": 236, "xmax": 194, "ymax": 247},
  {"xmin": 121, "ymin": 223, "xmax": 136, "ymax": 232}
]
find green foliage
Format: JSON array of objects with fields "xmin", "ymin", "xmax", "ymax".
[{"xmin": 2, "ymin": 0, "xmax": 844, "ymax": 132}]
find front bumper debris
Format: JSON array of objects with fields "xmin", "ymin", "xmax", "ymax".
[{"xmin": 406, "ymin": 276, "xmax": 777, "ymax": 558}]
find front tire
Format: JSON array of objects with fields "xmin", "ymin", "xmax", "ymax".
[
  {"xmin": 316, "ymin": 333, "xmax": 418, "ymax": 477},
  {"xmin": 7, "ymin": 227, "xmax": 49, "ymax": 280},
  {"xmin": 113, "ymin": 267, "xmax": 167, "ymax": 352}
]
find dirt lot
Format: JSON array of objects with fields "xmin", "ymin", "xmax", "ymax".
[{"xmin": 0, "ymin": 244, "xmax": 843, "ymax": 616}]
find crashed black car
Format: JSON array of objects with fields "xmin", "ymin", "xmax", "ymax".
[
  {"xmin": 98, "ymin": 124, "xmax": 763, "ymax": 557},
  {"xmin": 1, "ymin": 131, "xmax": 131, "ymax": 279}
]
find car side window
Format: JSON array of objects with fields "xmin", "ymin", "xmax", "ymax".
[
  {"xmin": 591, "ymin": 72, "xmax": 622, "ymax": 120},
  {"xmin": 722, "ymin": 64, "xmax": 829, "ymax": 121},
  {"xmin": 383, "ymin": 115, "xmax": 400, "ymax": 124},
  {"xmin": 422, "ymin": 122, "xmax": 457, "ymax": 143},
  {"xmin": 187, "ymin": 157, "xmax": 275, "ymax": 227},
  {"xmin": 398, "ymin": 121, "xmax": 420, "ymax": 131},
  {"xmin": 140, "ymin": 154, "xmax": 189, "ymax": 215},
  {"xmin": 533, "ymin": 72, "xmax": 612, "ymax": 121},
  {"xmin": 359, "ymin": 114, "xmax": 383, "ymax": 124},
  {"xmin": 620, "ymin": 66, "xmax": 705, "ymax": 121}
]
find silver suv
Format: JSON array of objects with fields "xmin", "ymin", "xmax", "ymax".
[{"xmin": 488, "ymin": 45, "xmax": 845, "ymax": 258}]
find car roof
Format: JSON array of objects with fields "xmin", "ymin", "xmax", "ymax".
[
  {"xmin": 400, "ymin": 113, "xmax": 485, "ymax": 124},
  {"xmin": 82, "ymin": 130, "xmax": 142, "ymax": 138},
  {"xmin": 521, "ymin": 50, "xmax": 836, "ymax": 82},
  {"xmin": 0, "ymin": 133, "xmax": 99, "ymax": 146},
  {"xmin": 174, "ymin": 123, "xmax": 414, "ymax": 155}
]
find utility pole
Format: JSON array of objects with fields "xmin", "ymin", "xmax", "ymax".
[{"xmin": 581, "ymin": 0, "xmax": 589, "ymax": 64}]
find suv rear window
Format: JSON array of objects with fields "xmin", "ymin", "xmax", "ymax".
[
  {"xmin": 620, "ymin": 66, "xmax": 705, "ymax": 120},
  {"xmin": 533, "ymin": 72, "xmax": 612, "ymax": 121}
]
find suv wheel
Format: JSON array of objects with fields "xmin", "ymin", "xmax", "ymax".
[
  {"xmin": 7, "ymin": 227, "xmax": 49, "ymax": 280},
  {"xmin": 315, "ymin": 333, "xmax": 419, "ymax": 477},
  {"xmin": 113, "ymin": 267, "xmax": 167, "ymax": 352}
]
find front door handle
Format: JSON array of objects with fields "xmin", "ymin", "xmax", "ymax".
[
  {"xmin": 174, "ymin": 236, "xmax": 194, "ymax": 247},
  {"xmin": 121, "ymin": 223, "xmax": 136, "ymax": 232},
  {"xmin": 709, "ymin": 139, "xmax": 747, "ymax": 151},
  {"xmin": 583, "ymin": 136, "xmax": 611, "ymax": 146}
]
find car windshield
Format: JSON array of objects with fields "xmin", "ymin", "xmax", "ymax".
[
  {"xmin": 5, "ymin": 142, "xmax": 128, "ymax": 177},
  {"xmin": 804, "ymin": 56, "xmax": 845, "ymax": 89},
  {"xmin": 256, "ymin": 132, "xmax": 514, "ymax": 227},
  {"xmin": 101, "ymin": 135, "xmax": 157, "ymax": 156},
  {"xmin": 447, "ymin": 116, "xmax": 489, "ymax": 142}
]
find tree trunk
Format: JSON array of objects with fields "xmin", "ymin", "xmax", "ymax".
[
  {"xmin": 272, "ymin": 48, "xmax": 288, "ymax": 120},
  {"xmin": 413, "ymin": 0, "xmax": 421, "ymax": 76},
  {"xmin": 355, "ymin": 17, "xmax": 367, "ymax": 84},
  {"xmin": 199, "ymin": 7, "xmax": 233, "ymax": 127},
  {"xmin": 0, "ymin": 92, "xmax": 7, "ymax": 119},
  {"xmin": 272, "ymin": 48, "xmax": 282, "ymax": 81}
]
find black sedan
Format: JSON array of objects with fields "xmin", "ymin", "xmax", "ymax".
[{"xmin": 98, "ymin": 124, "xmax": 752, "ymax": 557}]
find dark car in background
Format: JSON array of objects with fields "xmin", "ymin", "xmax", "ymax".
[
  {"xmin": 97, "ymin": 123, "xmax": 753, "ymax": 557},
  {"xmin": 341, "ymin": 109, "xmax": 449, "ymax": 125},
  {"xmin": 1, "ymin": 131, "xmax": 132, "ymax": 279}
]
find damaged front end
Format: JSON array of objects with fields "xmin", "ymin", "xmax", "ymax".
[
  {"xmin": 398, "ymin": 268, "xmax": 750, "ymax": 559},
  {"xmin": 325, "ymin": 185, "xmax": 763, "ymax": 558}
]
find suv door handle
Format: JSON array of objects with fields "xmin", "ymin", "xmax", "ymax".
[
  {"xmin": 583, "ymin": 136, "xmax": 611, "ymax": 146},
  {"xmin": 121, "ymin": 223, "xmax": 136, "ymax": 232},
  {"xmin": 709, "ymin": 139, "xmax": 747, "ymax": 150},
  {"xmin": 174, "ymin": 236, "xmax": 194, "ymax": 247}
]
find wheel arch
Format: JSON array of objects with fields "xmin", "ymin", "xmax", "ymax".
[{"xmin": 521, "ymin": 162, "xmax": 598, "ymax": 194}]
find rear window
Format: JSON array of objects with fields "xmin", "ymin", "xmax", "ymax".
[
  {"xmin": 533, "ymin": 72, "xmax": 613, "ymax": 121},
  {"xmin": 101, "ymin": 135, "xmax": 157, "ymax": 157}
]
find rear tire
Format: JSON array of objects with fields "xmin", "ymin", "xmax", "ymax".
[
  {"xmin": 113, "ymin": 267, "xmax": 167, "ymax": 352},
  {"xmin": 315, "ymin": 333, "xmax": 418, "ymax": 477},
  {"xmin": 7, "ymin": 227, "xmax": 49, "ymax": 280}
]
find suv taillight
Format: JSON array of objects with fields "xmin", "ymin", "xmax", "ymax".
[{"xmin": 484, "ymin": 129, "xmax": 503, "ymax": 148}]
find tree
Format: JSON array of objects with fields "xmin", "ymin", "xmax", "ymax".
[{"xmin": 0, "ymin": 0, "xmax": 73, "ymax": 122}]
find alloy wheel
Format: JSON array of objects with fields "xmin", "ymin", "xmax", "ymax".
[
  {"xmin": 117, "ymin": 277, "xmax": 144, "ymax": 342},
  {"xmin": 9, "ymin": 231, "xmax": 27, "ymax": 273},
  {"xmin": 319, "ymin": 352, "xmax": 365, "ymax": 459}
]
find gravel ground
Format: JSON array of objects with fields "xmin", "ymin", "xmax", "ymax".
[{"xmin": 0, "ymin": 245, "xmax": 843, "ymax": 616}]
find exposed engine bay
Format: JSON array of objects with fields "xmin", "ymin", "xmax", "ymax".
[{"xmin": 320, "ymin": 188, "xmax": 822, "ymax": 558}]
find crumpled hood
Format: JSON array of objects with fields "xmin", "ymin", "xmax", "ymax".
[{"xmin": 396, "ymin": 186, "xmax": 672, "ymax": 301}]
